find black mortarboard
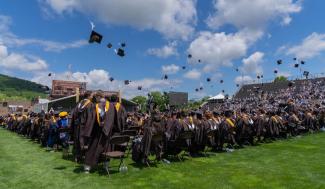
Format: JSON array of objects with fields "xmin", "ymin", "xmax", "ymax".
[
  {"xmin": 116, "ymin": 48, "xmax": 125, "ymax": 57},
  {"xmin": 301, "ymin": 61, "xmax": 305, "ymax": 65},
  {"xmin": 293, "ymin": 57, "xmax": 297, "ymax": 61},
  {"xmin": 303, "ymin": 71, "xmax": 309, "ymax": 76},
  {"xmin": 182, "ymin": 66, "xmax": 186, "ymax": 70},
  {"xmin": 277, "ymin": 59, "xmax": 282, "ymax": 65},
  {"xmin": 188, "ymin": 54, "xmax": 192, "ymax": 58},
  {"xmin": 48, "ymin": 73, "xmax": 52, "ymax": 77},
  {"xmin": 199, "ymin": 87, "xmax": 203, "ymax": 90},
  {"xmin": 274, "ymin": 70, "xmax": 278, "ymax": 74},
  {"xmin": 164, "ymin": 74, "xmax": 168, "ymax": 80},
  {"xmin": 236, "ymin": 68, "xmax": 239, "ymax": 72},
  {"xmin": 206, "ymin": 78, "xmax": 211, "ymax": 82},
  {"xmin": 222, "ymin": 90, "xmax": 225, "ymax": 93},
  {"xmin": 261, "ymin": 75, "xmax": 264, "ymax": 78},
  {"xmin": 198, "ymin": 59, "xmax": 201, "ymax": 62},
  {"xmin": 107, "ymin": 43, "xmax": 113, "ymax": 48},
  {"xmin": 294, "ymin": 64, "xmax": 299, "ymax": 68},
  {"xmin": 89, "ymin": 30, "xmax": 103, "ymax": 44},
  {"xmin": 137, "ymin": 86, "xmax": 142, "ymax": 90},
  {"xmin": 109, "ymin": 77, "xmax": 114, "ymax": 82},
  {"xmin": 124, "ymin": 80, "xmax": 130, "ymax": 85},
  {"xmin": 195, "ymin": 88, "xmax": 199, "ymax": 92},
  {"xmin": 257, "ymin": 75, "xmax": 260, "ymax": 79},
  {"xmin": 220, "ymin": 80, "xmax": 224, "ymax": 83},
  {"xmin": 120, "ymin": 42, "xmax": 126, "ymax": 48},
  {"xmin": 236, "ymin": 84, "xmax": 240, "ymax": 87},
  {"xmin": 288, "ymin": 81, "xmax": 294, "ymax": 87}
]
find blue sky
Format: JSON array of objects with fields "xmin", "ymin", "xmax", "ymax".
[{"xmin": 1, "ymin": 0, "xmax": 325, "ymax": 99}]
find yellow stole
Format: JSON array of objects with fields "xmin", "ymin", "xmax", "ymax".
[
  {"xmin": 96, "ymin": 101, "xmax": 110, "ymax": 126},
  {"xmin": 115, "ymin": 102, "xmax": 121, "ymax": 112},
  {"xmin": 226, "ymin": 118, "xmax": 235, "ymax": 127},
  {"xmin": 189, "ymin": 116, "xmax": 193, "ymax": 124},
  {"xmin": 271, "ymin": 116, "xmax": 278, "ymax": 123},
  {"xmin": 51, "ymin": 116, "xmax": 56, "ymax": 123},
  {"xmin": 81, "ymin": 99, "xmax": 91, "ymax": 109}
]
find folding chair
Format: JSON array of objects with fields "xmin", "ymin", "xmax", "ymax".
[{"xmin": 101, "ymin": 135, "xmax": 130, "ymax": 177}]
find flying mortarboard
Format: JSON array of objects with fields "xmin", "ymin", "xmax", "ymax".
[
  {"xmin": 277, "ymin": 59, "xmax": 282, "ymax": 65},
  {"xmin": 206, "ymin": 78, "xmax": 211, "ymax": 82},
  {"xmin": 109, "ymin": 77, "xmax": 114, "ymax": 82},
  {"xmin": 137, "ymin": 86, "xmax": 142, "ymax": 90},
  {"xmin": 220, "ymin": 80, "xmax": 224, "ymax": 84},
  {"xmin": 120, "ymin": 42, "xmax": 126, "ymax": 48},
  {"xmin": 164, "ymin": 74, "xmax": 168, "ymax": 80},
  {"xmin": 115, "ymin": 48, "xmax": 125, "ymax": 57},
  {"xmin": 188, "ymin": 54, "xmax": 192, "ymax": 58},
  {"xmin": 274, "ymin": 70, "xmax": 278, "ymax": 74},
  {"xmin": 89, "ymin": 30, "xmax": 103, "ymax": 44},
  {"xmin": 301, "ymin": 61, "xmax": 305, "ymax": 65},
  {"xmin": 198, "ymin": 59, "xmax": 201, "ymax": 63},
  {"xmin": 199, "ymin": 87, "xmax": 203, "ymax": 90},
  {"xmin": 107, "ymin": 43, "xmax": 113, "ymax": 48},
  {"xmin": 195, "ymin": 88, "xmax": 199, "ymax": 92},
  {"xmin": 236, "ymin": 84, "xmax": 240, "ymax": 87},
  {"xmin": 182, "ymin": 66, "xmax": 186, "ymax": 70},
  {"xmin": 257, "ymin": 75, "xmax": 260, "ymax": 79},
  {"xmin": 293, "ymin": 57, "xmax": 297, "ymax": 61},
  {"xmin": 48, "ymin": 73, "xmax": 52, "ymax": 77},
  {"xmin": 294, "ymin": 64, "xmax": 299, "ymax": 68},
  {"xmin": 124, "ymin": 80, "xmax": 130, "ymax": 85}
]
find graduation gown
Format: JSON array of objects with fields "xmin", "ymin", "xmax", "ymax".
[
  {"xmin": 84, "ymin": 101, "xmax": 116, "ymax": 168},
  {"xmin": 114, "ymin": 102, "xmax": 127, "ymax": 132}
]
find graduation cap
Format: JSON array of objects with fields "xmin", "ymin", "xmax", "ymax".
[
  {"xmin": 261, "ymin": 75, "xmax": 264, "ymax": 78},
  {"xmin": 220, "ymin": 80, "xmax": 224, "ymax": 84},
  {"xmin": 257, "ymin": 75, "xmax": 260, "ymax": 79},
  {"xmin": 294, "ymin": 64, "xmax": 299, "ymax": 68},
  {"xmin": 137, "ymin": 86, "xmax": 142, "ymax": 90},
  {"xmin": 124, "ymin": 80, "xmax": 130, "ymax": 85},
  {"xmin": 115, "ymin": 48, "xmax": 125, "ymax": 57},
  {"xmin": 198, "ymin": 59, "xmax": 201, "ymax": 63},
  {"xmin": 206, "ymin": 78, "xmax": 211, "ymax": 82},
  {"xmin": 182, "ymin": 66, "xmax": 186, "ymax": 70},
  {"xmin": 222, "ymin": 90, "xmax": 225, "ymax": 93},
  {"xmin": 89, "ymin": 30, "xmax": 103, "ymax": 44},
  {"xmin": 48, "ymin": 73, "xmax": 52, "ymax": 77},
  {"xmin": 274, "ymin": 70, "xmax": 278, "ymax": 74},
  {"xmin": 163, "ymin": 74, "xmax": 168, "ymax": 80},
  {"xmin": 195, "ymin": 88, "xmax": 199, "ymax": 92},
  {"xmin": 293, "ymin": 57, "xmax": 297, "ymax": 61},
  {"xmin": 288, "ymin": 81, "xmax": 294, "ymax": 87},
  {"xmin": 120, "ymin": 42, "xmax": 126, "ymax": 48},
  {"xmin": 107, "ymin": 43, "xmax": 113, "ymax": 48},
  {"xmin": 199, "ymin": 87, "xmax": 203, "ymax": 90},
  {"xmin": 303, "ymin": 71, "xmax": 309, "ymax": 77},
  {"xmin": 301, "ymin": 60, "xmax": 305, "ymax": 65},
  {"xmin": 109, "ymin": 77, "xmax": 114, "ymax": 82},
  {"xmin": 236, "ymin": 84, "xmax": 240, "ymax": 87},
  {"xmin": 277, "ymin": 59, "xmax": 282, "ymax": 65},
  {"xmin": 235, "ymin": 68, "xmax": 239, "ymax": 72},
  {"xmin": 188, "ymin": 54, "xmax": 192, "ymax": 58}
]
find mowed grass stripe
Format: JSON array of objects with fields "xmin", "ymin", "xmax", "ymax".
[{"xmin": 0, "ymin": 127, "xmax": 324, "ymax": 189}]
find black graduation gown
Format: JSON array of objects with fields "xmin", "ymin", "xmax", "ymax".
[{"xmin": 114, "ymin": 103, "xmax": 127, "ymax": 132}]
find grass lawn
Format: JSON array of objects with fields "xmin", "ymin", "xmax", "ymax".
[{"xmin": 0, "ymin": 128, "xmax": 324, "ymax": 189}]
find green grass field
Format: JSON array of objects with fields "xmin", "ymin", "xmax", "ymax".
[{"xmin": 0, "ymin": 128, "xmax": 324, "ymax": 189}]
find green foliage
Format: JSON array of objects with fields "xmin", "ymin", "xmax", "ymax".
[
  {"xmin": 0, "ymin": 74, "xmax": 48, "ymax": 100},
  {"xmin": 184, "ymin": 96, "xmax": 210, "ymax": 110},
  {"xmin": 149, "ymin": 91, "xmax": 169, "ymax": 111},
  {"xmin": 131, "ymin": 95, "xmax": 147, "ymax": 112},
  {"xmin": 274, "ymin": 76, "xmax": 288, "ymax": 82},
  {"xmin": 1, "ymin": 128, "xmax": 324, "ymax": 189}
]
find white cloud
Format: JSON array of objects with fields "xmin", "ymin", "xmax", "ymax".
[
  {"xmin": 0, "ymin": 14, "xmax": 87, "ymax": 52},
  {"xmin": 207, "ymin": 0, "xmax": 302, "ymax": 30},
  {"xmin": 41, "ymin": 0, "xmax": 197, "ymax": 40},
  {"xmin": 286, "ymin": 33, "xmax": 325, "ymax": 59},
  {"xmin": 241, "ymin": 51, "xmax": 264, "ymax": 75},
  {"xmin": 147, "ymin": 41, "xmax": 178, "ymax": 58},
  {"xmin": 277, "ymin": 71, "xmax": 292, "ymax": 77},
  {"xmin": 0, "ymin": 44, "xmax": 48, "ymax": 72},
  {"xmin": 184, "ymin": 69, "xmax": 201, "ymax": 80},
  {"xmin": 32, "ymin": 69, "xmax": 181, "ymax": 99},
  {"xmin": 187, "ymin": 31, "xmax": 250, "ymax": 72},
  {"xmin": 234, "ymin": 75, "xmax": 253, "ymax": 84},
  {"xmin": 161, "ymin": 64, "xmax": 180, "ymax": 74}
]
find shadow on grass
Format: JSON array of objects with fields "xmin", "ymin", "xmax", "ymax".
[{"xmin": 54, "ymin": 166, "xmax": 67, "ymax": 170}]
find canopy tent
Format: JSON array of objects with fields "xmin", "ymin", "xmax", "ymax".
[{"xmin": 208, "ymin": 93, "xmax": 225, "ymax": 100}]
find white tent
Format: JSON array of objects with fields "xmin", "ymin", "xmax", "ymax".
[{"xmin": 208, "ymin": 93, "xmax": 225, "ymax": 100}]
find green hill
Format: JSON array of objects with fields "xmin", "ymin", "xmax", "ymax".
[{"xmin": 0, "ymin": 74, "xmax": 49, "ymax": 101}]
